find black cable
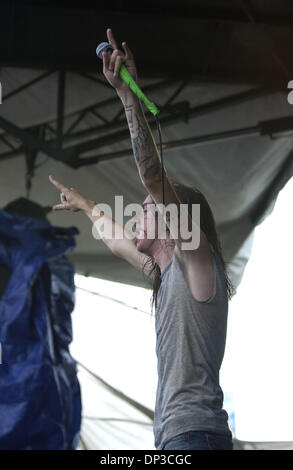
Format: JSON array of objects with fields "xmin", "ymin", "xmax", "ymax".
[{"xmin": 155, "ymin": 115, "xmax": 165, "ymax": 207}]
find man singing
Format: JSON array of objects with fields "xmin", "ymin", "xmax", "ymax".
[{"xmin": 49, "ymin": 28, "xmax": 234, "ymax": 450}]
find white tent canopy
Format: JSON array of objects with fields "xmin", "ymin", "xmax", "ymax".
[{"xmin": 0, "ymin": 68, "xmax": 292, "ymax": 293}]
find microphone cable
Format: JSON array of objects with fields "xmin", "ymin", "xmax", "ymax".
[{"xmin": 155, "ymin": 114, "xmax": 165, "ymax": 207}]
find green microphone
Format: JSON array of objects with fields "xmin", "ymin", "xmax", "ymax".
[{"xmin": 96, "ymin": 42, "xmax": 160, "ymax": 117}]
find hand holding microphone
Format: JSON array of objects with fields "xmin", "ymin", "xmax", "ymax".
[
  {"xmin": 97, "ymin": 28, "xmax": 159, "ymax": 116},
  {"xmin": 98, "ymin": 28, "xmax": 138, "ymax": 99}
]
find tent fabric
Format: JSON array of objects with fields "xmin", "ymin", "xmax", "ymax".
[
  {"xmin": 233, "ymin": 439, "xmax": 293, "ymax": 450},
  {"xmin": 75, "ymin": 364, "xmax": 235, "ymax": 451},
  {"xmin": 76, "ymin": 364, "xmax": 154, "ymax": 450},
  {"xmin": 0, "ymin": 209, "xmax": 81, "ymax": 450},
  {"xmin": 0, "ymin": 69, "xmax": 293, "ymax": 294}
]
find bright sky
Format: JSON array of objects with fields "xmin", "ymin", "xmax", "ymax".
[
  {"xmin": 221, "ymin": 176, "xmax": 293, "ymax": 441},
  {"xmin": 70, "ymin": 176, "xmax": 292, "ymax": 443}
]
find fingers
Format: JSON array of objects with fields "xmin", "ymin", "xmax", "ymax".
[
  {"xmin": 114, "ymin": 55, "xmax": 124, "ymax": 78},
  {"xmin": 49, "ymin": 175, "xmax": 68, "ymax": 194},
  {"xmin": 52, "ymin": 203, "xmax": 66, "ymax": 211},
  {"xmin": 49, "ymin": 175, "xmax": 70, "ymax": 211},
  {"xmin": 103, "ymin": 48, "xmax": 124, "ymax": 78},
  {"xmin": 103, "ymin": 49, "xmax": 119, "ymax": 71},
  {"xmin": 102, "ymin": 50, "xmax": 110, "ymax": 71},
  {"xmin": 53, "ymin": 193, "xmax": 68, "ymax": 211},
  {"xmin": 103, "ymin": 29, "xmax": 132, "ymax": 79},
  {"xmin": 107, "ymin": 28, "xmax": 118, "ymax": 49},
  {"xmin": 108, "ymin": 48, "xmax": 119, "ymax": 71},
  {"xmin": 122, "ymin": 42, "xmax": 133, "ymax": 60}
]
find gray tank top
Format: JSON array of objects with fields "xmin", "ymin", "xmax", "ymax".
[{"xmin": 153, "ymin": 244, "xmax": 232, "ymax": 450}]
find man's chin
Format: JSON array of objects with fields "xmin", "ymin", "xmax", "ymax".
[{"xmin": 135, "ymin": 237, "xmax": 147, "ymax": 253}]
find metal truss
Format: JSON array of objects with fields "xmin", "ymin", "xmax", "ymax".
[
  {"xmin": 0, "ymin": 69, "xmax": 286, "ymax": 172},
  {"xmin": 0, "ymin": 74, "xmax": 179, "ymax": 164}
]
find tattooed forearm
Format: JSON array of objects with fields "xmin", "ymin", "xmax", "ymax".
[
  {"xmin": 123, "ymin": 98, "xmax": 162, "ymax": 185},
  {"xmin": 124, "ymin": 104, "xmax": 134, "ymax": 135},
  {"xmin": 132, "ymin": 111, "xmax": 162, "ymax": 182}
]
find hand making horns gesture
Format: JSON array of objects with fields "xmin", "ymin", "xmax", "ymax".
[
  {"xmin": 49, "ymin": 175, "xmax": 91, "ymax": 212},
  {"xmin": 102, "ymin": 28, "xmax": 137, "ymax": 94}
]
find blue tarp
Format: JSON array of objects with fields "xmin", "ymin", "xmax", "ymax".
[{"xmin": 0, "ymin": 209, "xmax": 81, "ymax": 450}]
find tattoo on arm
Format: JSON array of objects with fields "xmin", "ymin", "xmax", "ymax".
[
  {"xmin": 125, "ymin": 105, "xmax": 134, "ymax": 135},
  {"xmin": 124, "ymin": 102, "xmax": 162, "ymax": 184}
]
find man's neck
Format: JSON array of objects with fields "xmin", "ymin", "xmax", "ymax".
[{"xmin": 149, "ymin": 240, "xmax": 175, "ymax": 273}]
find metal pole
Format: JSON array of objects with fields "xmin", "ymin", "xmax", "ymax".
[{"xmin": 57, "ymin": 70, "xmax": 66, "ymax": 149}]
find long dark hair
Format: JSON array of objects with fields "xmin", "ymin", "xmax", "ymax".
[{"xmin": 142, "ymin": 181, "xmax": 235, "ymax": 315}]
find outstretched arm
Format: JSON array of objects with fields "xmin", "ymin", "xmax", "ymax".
[{"xmin": 48, "ymin": 175, "xmax": 154, "ymax": 280}]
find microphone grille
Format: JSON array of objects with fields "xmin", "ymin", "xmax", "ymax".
[{"xmin": 96, "ymin": 42, "xmax": 114, "ymax": 59}]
